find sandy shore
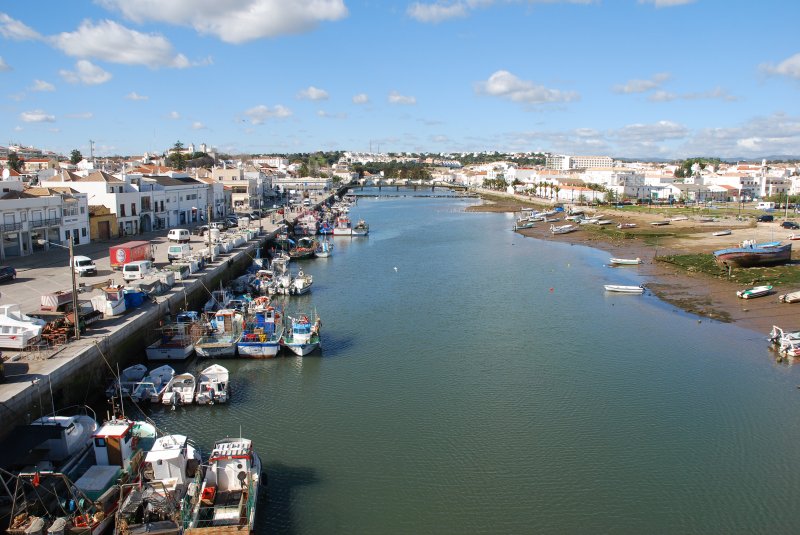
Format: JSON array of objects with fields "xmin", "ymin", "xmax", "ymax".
[{"xmin": 468, "ymin": 192, "xmax": 800, "ymax": 335}]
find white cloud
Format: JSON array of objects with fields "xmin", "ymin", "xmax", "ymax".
[
  {"xmin": 97, "ymin": 0, "xmax": 348, "ymax": 44},
  {"xmin": 352, "ymin": 93, "xmax": 369, "ymax": 104},
  {"xmin": 244, "ymin": 104, "xmax": 292, "ymax": 124},
  {"xmin": 686, "ymin": 112, "xmax": 800, "ymax": 158},
  {"xmin": 611, "ymin": 120, "xmax": 688, "ymax": 143},
  {"xmin": 59, "ymin": 60, "xmax": 112, "ymax": 85},
  {"xmin": 317, "ymin": 110, "xmax": 347, "ymax": 119},
  {"xmin": 52, "ymin": 19, "xmax": 189, "ymax": 69},
  {"xmin": 0, "ymin": 13, "xmax": 42, "ymax": 40},
  {"xmin": 13, "ymin": 125, "xmax": 22, "ymax": 131},
  {"xmin": 168, "ymin": 111, "xmax": 181, "ymax": 120},
  {"xmin": 638, "ymin": 0, "xmax": 696, "ymax": 6},
  {"xmin": 297, "ymin": 86, "xmax": 329, "ymax": 100},
  {"xmin": 31, "ymin": 79, "xmax": 55, "ymax": 91},
  {"xmin": 476, "ymin": 70, "xmax": 578, "ymax": 104},
  {"xmin": 0, "ymin": 56, "xmax": 10, "ymax": 71},
  {"xmin": 191, "ymin": 121, "xmax": 206, "ymax": 130},
  {"xmin": 20, "ymin": 109, "xmax": 55, "ymax": 123},
  {"xmin": 64, "ymin": 112, "xmax": 93, "ymax": 119},
  {"xmin": 125, "ymin": 91, "xmax": 148, "ymax": 101},
  {"xmin": 613, "ymin": 72, "xmax": 670, "ymax": 94},
  {"xmin": 649, "ymin": 86, "xmax": 736, "ymax": 102},
  {"xmin": 761, "ymin": 52, "xmax": 800, "ymax": 79},
  {"xmin": 649, "ymin": 90, "xmax": 676, "ymax": 102},
  {"xmin": 407, "ymin": 2, "xmax": 469, "ymax": 23},
  {"xmin": 388, "ymin": 91, "xmax": 417, "ymax": 105}
]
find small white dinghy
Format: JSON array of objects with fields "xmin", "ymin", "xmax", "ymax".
[
  {"xmin": 712, "ymin": 230, "xmax": 732, "ymax": 236},
  {"xmin": 779, "ymin": 290, "xmax": 800, "ymax": 303},
  {"xmin": 162, "ymin": 372, "xmax": 196, "ymax": 406},
  {"xmin": 736, "ymin": 285, "xmax": 773, "ymax": 299},
  {"xmin": 604, "ymin": 284, "xmax": 645, "ymax": 294},
  {"xmin": 609, "ymin": 257, "xmax": 642, "ymax": 265}
]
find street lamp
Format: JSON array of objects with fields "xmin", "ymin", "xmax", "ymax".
[{"xmin": 37, "ymin": 237, "xmax": 80, "ymax": 341}]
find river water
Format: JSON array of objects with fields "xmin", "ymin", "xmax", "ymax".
[{"xmin": 144, "ymin": 190, "xmax": 800, "ymax": 534}]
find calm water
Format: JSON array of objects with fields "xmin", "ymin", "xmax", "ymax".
[{"xmin": 144, "ymin": 190, "xmax": 800, "ymax": 534}]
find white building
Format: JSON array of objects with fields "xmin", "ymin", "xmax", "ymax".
[{"xmin": 546, "ymin": 154, "xmax": 613, "ymax": 170}]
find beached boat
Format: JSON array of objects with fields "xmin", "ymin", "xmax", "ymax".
[
  {"xmin": 195, "ymin": 309, "xmax": 244, "ymax": 358},
  {"xmin": 0, "ymin": 304, "xmax": 45, "ymax": 349},
  {"xmin": 596, "ymin": 219, "xmax": 613, "ymax": 225},
  {"xmin": 604, "ymin": 284, "xmax": 645, "ymax": 294},
  {"xmin": 514, "ymin": 221, "xmax": 535, "ymax": 230},
  {"xmin": 670, "ymin": 215, "xmax": 689, "ymax": 221},
  {"xmin": 187, "ymin": 437, "xmax": 263, "ymax": 533},
  {"xmin": 281, "ymin": 313, "xmax": 321, "ymax": 356},
  {"xmin": 550, "ymin": 224, "xmax": 577, "ymax": 235},
  {"xmin": 352, "ymin": 219, "xmax": 369, "ymax": 236},
  {"xmin": 131, "ymin": 365, "xmax": 175, "ymax": 403},
  {"xmin": 617, "ymin": 222, "xmax": 637, "ymax": 229},
  {"xmin": 115, "ymin": 434, "xmax": 202, "ymax": 535},
  {"xmin": 736, "ymin": 285, "xmax": 773, "ymax": 299},
  {"xmin": 609, "ymin": 257, "xmax": 642, "ymax": 265},
  {"xmin": 161, "ymin": 372, "xmax": 196, "ymax": 406},
  {"xmin": 650, "ymin": 220, "xmax": 671, "ymax": 226},
  {"xmin": 713, "ymin": 240, "xmax": 792, "ymax": 268},
  {"xmin": 238, "ymin": 306, "xmax": 283, "ymax": 358},
  {"xmin": 333, "ymin": 215, "xmax": 352, "ymax": 236},
  {"xmin": 195, "ymin": 364, "xmax": 230, "ymax": 404},
  {"xmin": 315, "ymin": 239, "xmax": 334, "ymax": 257},
  {"xmin": 712, "ymin": 230, "xmax": 732, "ymax": 236},
  {"xmin": 778, "ymin": 290, "xmax": 800, "ymax": 303},
  {"xmin": 788, "ymin": 233, "xmax": 800, "ymax": 240}
]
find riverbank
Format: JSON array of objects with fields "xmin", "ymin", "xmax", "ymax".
[{"xmin": 468, "ymin": 190, "xmax": 800, "ymax": 335}]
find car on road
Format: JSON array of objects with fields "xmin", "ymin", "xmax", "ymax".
[
  {"xmin": 73, "ymin": 255, "xmax": 97, "ymax": 276},
  {"xmin": 193, "ymin": 225, "xmax": 210, "ymax": 236},
  {"xmin": 756, "ymin": 214, "xmax": 774, "ymax": 222},
  {"xmin": 0, "ymin": 266, "xmax": 16, "ymax": 283},
  {"xmin": 781, "ymin": 220, "xmax": 799, "ymax": 229}
]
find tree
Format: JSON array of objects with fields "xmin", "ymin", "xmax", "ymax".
[
  {"xmin": 168, "ymin": 141, "xmax": 186, "ymax": 170},
  {"xmin": 70, "ymin": 149, "xmax": 83, "ymax": 165},
  {"xmin": 6, "ymin": 152, "xmax": 22, "ymax": 172}
]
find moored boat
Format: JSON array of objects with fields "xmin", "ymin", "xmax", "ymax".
[
  {"xmin": 713, "ymin": 240, "xmax": 792, "ymax": 268},
  {"xmin": 195, "ymin": 364, "xmax": 230, "ymax": 404},
  {"xmin": 145, "ymin": 321, "xmax": 198, "ymax": 361},
  {"xmin": 315, "ymin": 239, "xmax": 334, "ymax": 257},
  {"xmin": 352, "ymin": 219, "xmax": 369, "ymax": 236},
  {"xmin": 195, "ymin": 309, "xmax": 244, "ymax": 358},
  {"xmin": 778, "ymin": 290, "xmax": 800, "ymax": 303},
  {"xmin": 609, "ymin": 257, "xmax": 642, "ymax": 265},
  {"xmin": 130, "ymin": 365, "xmax": 175, "ymax": 403},
  {"xmin": 650, "ymin": 220, "xmax": 671, "ymax": 226},
  {"xmin": 237, "ymin": 306, "xmax": 283, "ymax": 358},
  {"xmin": 333, "ymin": 215, "xmax": 352, "ymax": 236},
  {"xmin": 617, "ymin": 222, "xmax": 637, "ymax": 229},
  {"xmin": 550, "ymin": 224, "xmax": 577, "ymax": 235},
  {"xmin": 736, "ymin": 285, "xmax": 773, "ymax": 299},
  {"xmin": 604, "ymin": 284, "xmax": 645, "ymax": 294},
  {"xmin": 281, "ymin": 313, "xmax": 321, "ymax": 356},
  {"xmin": 161, "ymin": 373, "xmax": 196, "ymax": 406}
]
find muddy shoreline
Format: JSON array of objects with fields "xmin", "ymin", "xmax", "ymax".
[{"xmin": 468, "ymin": 192, "xmax": 800, "ymax": 336}]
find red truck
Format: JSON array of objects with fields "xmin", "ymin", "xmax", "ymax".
[{"xmin": 110, "ymin": 241, "xmax": 155, "ymax": 270}]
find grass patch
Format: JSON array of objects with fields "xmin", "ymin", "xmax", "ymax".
[{"xmin": 657, "ymin": 253, "xmax": 800, "ymax": 287}]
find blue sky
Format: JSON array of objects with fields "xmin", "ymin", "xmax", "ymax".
[{"xmin": 2, "ymin": 0, "xmax": 800, "ymax": 160}]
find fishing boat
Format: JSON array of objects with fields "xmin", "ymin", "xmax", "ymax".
[
  {"xmin": 195, "ymin": 364, "xmax": 230, "ymax": 404},
  {"xmin": 713, "ymin": 240, "xmax": 792, "ymax": 268},
  {"xmin": 115, "ymin": 434, "xmax": 202, "ymax": 535},
  {"xmin": 281, "ymin": 313, "xmax": 321, "ymax": 356},
  {"xmin": 333, "ymin": 215, "xmax": 352, "ymax": 236},
  {"xmin": 788, "ymin": 233, "xmax": 800, "ymax": 240},
  {"xmin": 352, "ymin": 219, "xmax": 370, "ymax": 236},
  {"xmin": 617, "ymin": 222, "xmax": 637, "ymax": 229},
  {"xmin": 161, "ymin": 373, "xmax": 196, "ymax": 406},
  {"xmin": 0, "ymin": 303, "xmax": 46, "ymax": 349},
  {"xmin": 237, "ymin": 306, "xmax": 283, "ymax": 358},
  {"xmin": 195, "ymin": 309, "xmax": 244, "ymax": 358},
  {"xmin": 202, "ymin": 288, "xmax": 233, "ymax": 314},
  {"xmin": 130, "ymin": 365, "xmax": 175, "ymax": 403},
  {"xmin": 550, "ymin": 224, "xmax": 577, "ymax": 235},
  {"xmin": 604, "ymin": 284, "xmax": 645, "ymax": 294},
  {"xmin": 736, "ymin": 285, "xmax": 773, "ymax": 299},
  {"xmin": 145, "ymin": 321, "xmax": 198, "ymax": 361},
  {"xmin": 288, "ymin": 236, "xmax": 317, "ymax": 260},
  {"xmin": 778, "ymin": 290, "xmax": 800, "ymax": 303},
  {"xmin": 187, "ymin": 437, "xmax": 263, "ymax": 533},
  {"xmin": 712, "ymin": 229, "xmax": 732, "ymax": 236},
  {"xmin": 315, "ymin": 239, "xmax": 334, "ymax": 257},
  {"xmin": 609, "ymin": 257, "xmax": 642, "ymax": 265}
]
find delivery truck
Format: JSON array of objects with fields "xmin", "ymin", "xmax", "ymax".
[{"xmin": 109, "ymin": 241, "xmax": 155, "ymax": 270}]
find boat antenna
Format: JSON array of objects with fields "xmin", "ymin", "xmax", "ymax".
[
  {"xmin": 117, "ymin": 363, "xmax": 126, "ymax": 418},
  {"xmin": 48, "ymin": 376, "xmax": 56, "ymax": 416}
]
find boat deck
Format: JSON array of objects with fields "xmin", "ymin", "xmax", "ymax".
[{"xmin": 185, "ymin": 527, "xmax": 249, "ymax": 535}]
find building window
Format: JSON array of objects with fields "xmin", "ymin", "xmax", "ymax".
[
  {"xmin": 120, "ymin": 204, "xmax": 126, "ymax": 217},
  {"xmin": 81, "ymin": 227, "xmax": 87, "ymax": 237},
  {"xmin": 65, "ymin": 230, "xmax": 69, "ymax": 241},
  {"xmin": 132, "ymin": 203, "xmax": 137, "ymax": 216},
  {"xmin": 80, "ymin": 206, "xmax": 85, "ymax": 214}
]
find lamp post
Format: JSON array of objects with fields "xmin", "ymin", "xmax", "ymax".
[{"xmin": 38, "ymin": 238, "xmax": 80, "ymax": 340}]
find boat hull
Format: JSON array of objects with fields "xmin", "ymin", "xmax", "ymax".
[
  {"xmin": 237, "ymin": 341, "xmax": 281, "ymax": 358},
  {"xmin": 604, "ymin": 285, "xmax": 644, "ymax": 294},
  {"xmin": 195, "ymin": 343, "xmax": 237, "ymax": 358},
  {"xmin": 145, "ymin": 343, "xmax": 194, "ymax": 361},
  {"xmin": 714, "ymin": 244, "xmax": 791, "ymax": 268},
  {"xmin": 284, "ymin": 342, "xmax": 319, "ymax": 356}
]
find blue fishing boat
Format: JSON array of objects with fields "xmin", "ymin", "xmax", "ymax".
[
  {"xmin": 713, "ymin": 240, "xmax": 791, "ymax": 268},
  {"xmin": 237, "ymin": 303, "xmax": 283, "ymax": 358}
]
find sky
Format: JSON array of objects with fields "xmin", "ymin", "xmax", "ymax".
[{"xmin": 2, "ymin": 0, "xmax": 800, "ymax": 160}]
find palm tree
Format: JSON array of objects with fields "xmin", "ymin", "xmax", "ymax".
[{"xmin": 553, "ymin": 185, "xmax": 561, "ymax": 202}]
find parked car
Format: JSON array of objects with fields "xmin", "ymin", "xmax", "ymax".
[
  {"xmin": 193, "ymin": 225, "xmax": 210, "ymax": 236},
  {"xmin": 167, "ymin": 229, "xmax": 190, "ymax": 243},
  {"xmin": 756, "ymin": 214, "xmax": 774, "ymax": 222},
  {"xmin": 780, "ymin": 220, "xmax": 799, "ymax": 229},
  {"xmin": 0, "ymin": 266, "xmax": 16, "ymax": 283}
]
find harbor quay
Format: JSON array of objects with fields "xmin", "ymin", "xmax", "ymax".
[{"xmin": 0, "ymin": 191, "xmax": 337, "ymax": 442}]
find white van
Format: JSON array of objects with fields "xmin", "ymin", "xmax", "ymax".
[
  {"xmin": 73, "ymin": 255, "xmax": 97, "ymax": 276},
  {"xmin": 167, "ymin": 244, "xmax": 192, "ymax": 262},
  {"xmin": 122, "ymin": 260, "xmax": 156, "ymax": 281},
  {"xmin": 167, "ymin": 229, "xmax": 190, "ymax": 243}
]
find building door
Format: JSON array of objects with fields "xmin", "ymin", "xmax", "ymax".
[{"xmin": 98, "ymin": 221, "xmax": 110, "ymax": 240}]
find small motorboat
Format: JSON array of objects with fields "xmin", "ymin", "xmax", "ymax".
[
  {"xmin": 712, "ymin": 230, "xmax": 732, "ymax": 236},
  {"xmin": 788, "ymin": 234, "xmax": 800, "ymax": 240},
  {"xmin": 609, "ymin": 257, "xmax": 642, "ymax": 266},
  {"xmin": 736, "ymin": 285, "xmax": 773, "ymax": 299},
  {"xmin": 604, "ymin": 284, "xmax": 645, "ymax": 294},
  {"xmin": 778, "ymin": 290, "xmax": 800, "ymax": 303},
  {"xmin": 650, "ymin": 220, "xmax": 671, "ymax": 226},
  {"xmin": 617, "ymin": 223, "xmax": 637, "ymax": 229}
]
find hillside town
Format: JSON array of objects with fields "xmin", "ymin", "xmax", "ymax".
[{"xmin": 1, "ymin": 142, "xmax": 799, "ymax": 262}]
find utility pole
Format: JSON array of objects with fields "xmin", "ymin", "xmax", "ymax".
[
  {"xmin": 89, "ymin": 140, "xmax": 95, "ymax": 165},
  {"xmin": 68, "ymin": 236, "xmax": 80, "ymax": 341}
]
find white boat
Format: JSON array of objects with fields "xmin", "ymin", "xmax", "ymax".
[
  {"xmin": 130, "ymin": 365, "xmax": 175, "ymax": 403},
  {"xmin": 333, "ymin": 214, "xmax": 352, "ymax": 236},
  {"xmin": 195, "ymin": 364, "xmax": 230, "ymax": 404},
  {"xmin": 778, "ymin": 290, "xmax": 800, "ymax": 303},
  {"xmin": 788, "ymin": 233, "xmax": 800, "ymax": 240},
  {"xmin": 315, "ymin": 240, "xmax": 334, "ymax": 257},
  {"xmin": 578, "ymin": 217, "xmax": 599, "ymax": 225},
  {"xmin": 195, "ymin": 309, "xmax": 244, "ymax": 358},
  {"xmin": 203, "ymin": 288, "xmax": 233, "ymax": 313},
  {"xmin": 736, "ymin": 285, "xmax": 773, "ymax": 299},
  {"xmin": 352, "ymin": 219, "xmax": 369, "ymax": 236},
  {"xmin": 670, "ymin": 215, "xmax": 689, "ymax": 221},
  {"xmin": 650, "ymin": 220, "xmax": 671, "ymax": 226},
  {"xmin": 596, "ymin": 219, "xmax": 614, "ymax": 225},
  {"xmin": 116, "ymin": 434, "xmax": 202, "ymax": 535},
  {"xmin": 188, "ymin": 437, "xmax": 262, "ymax": 533},
  {"xmin": 550, "ymin": 224, "xmax": 578, "ymax": 235},
  {"xmin": 161, "ymin": 372, "xmax": 196, "ymax": 406},
  {"xmin": 291, "ymin": 270, "xmax": 313, "ymax": 296},
  {"xmin": 609, "ymin": 257, "xmax": 642, "ymax": 265},
  {"xmin": 237, "ymin": 306, "xmax": 283, "ymax": 358},
  {"xmin": 145, "ymin": 322, "xmax": 198, "ymax": 361},
  {"xmin": 604, "ymin": 284, "xmax": 645, "ymax": 294},
  {"xmin": 0, "ymin": 304, "xmax": 45, "ymax": 349},
  {"xmin": 106, "ymin": 363, "xmax": 148, "ymax": 398},
  {"xmin": 712, "ymin": 230, "xmax": 732, "ymax": 236},
  {"xmin": 92, "ymin": 285, "xmax": 127, "ymax": 317},
  {"xmin": 281, "ymin": 313, "xmax": 321, "ymax": 356},
  {"xmin": 617, "ymin": 223, "xmax": 637, "ymax": 229}
]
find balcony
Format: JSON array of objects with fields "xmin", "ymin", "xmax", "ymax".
[
  {"xmin": 30, "ymin": 218, "xmax": 61, "ymax": 228},
  {"xmin": 1, "ymin": 222, "xmax": 22, "ymax": 232}
]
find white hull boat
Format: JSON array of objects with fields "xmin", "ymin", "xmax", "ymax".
[
  {"xmin": 779, "ymin": 290, "xmax": 800, "ymax": 303},
  {"xmin": 712, "ymin": 230, "xmax": 732, "ymax": 236},
  {"xmin": 550, "ymin": 224, "xmax": 577, "ymax": 235},
  {"xmin": 609, "ymin": 257, "xmax": 642, "ymax": 265},
  {"xmin": 195, "ymin": 364, "xmax": 229, "ymax": 404},
  {"xmin": 162, "ymin": 373, "xmax": 196, "ymax": 406},
  {"xmin": 604, "ymin": 284, "xmax": 645, "ymax": 294},
  {"xmin": 737, "ymin": 285, "xmax": 773, "ymax": 299},
  {"xmin": 131, "ymin": 365, "xmax": 175, "ymax": 403},
  {"xmin": 281, "ymin": 314, "xmax": 321, "ymax": 356},
  {"xmin": 0, "ymin": 304, "xmax": 45, "ymax": 349}
]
